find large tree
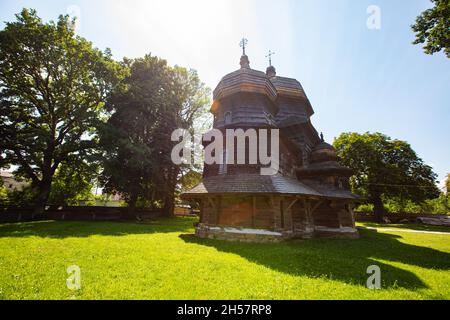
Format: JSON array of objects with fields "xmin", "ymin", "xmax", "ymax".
[
  {"xmin": 411, "ymin": 0, "xmax": 450, "ymax": 57},
  {"xmin": 334, "ymin": 132, "xmax": 440, "ymax": 221},
  {"xmin": 157, "ymin": 65, "xmax": 210, "ymax": 217},
  {"xmin": 0, "ymin": 9, "xmax": 122, "ymax": 212},
  {"xmin": 100, "ymin": 55, "xmax": 209, "ymax": 217}
]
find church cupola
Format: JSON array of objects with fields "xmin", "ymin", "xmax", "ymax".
[
  {"xmin": 211, "ymin": 39, "xmax": 278, "ymax": 129},
  {"xmin": 297, "ymin": 133, "xmax": 353, "ymax": 187},
  {"xmin": 240, "ymin": 55, "xmax": 250, "ymax": 69},
  {"xmin": 182, "ymin": 39, "xmax": 361, "ymax": 241},
  {"xmin": 266, "ymin": 65, "xmax": 276, "ymax": 77}
]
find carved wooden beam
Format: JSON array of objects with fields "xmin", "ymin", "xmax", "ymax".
[
  {"xmin": 311, "ymin": 200, "xmax": 324, "ymax": 215},
  {"xmin": 268, "ymin": 195, "xmax": 275, "ymax": 209},
  {"xmin": 207, "ymin": 197, "xmax": 216, "ymax": 209},
  {"xmin": 269, "ymin": 195, "xmax": 282, "ymax": 229},
  {"xmin": 286, "ymin": 197, "xmax": 299, "ymax": 212}
]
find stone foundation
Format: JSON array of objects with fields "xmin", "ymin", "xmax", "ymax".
[
  {"xmin": 313, "ymin": 226, "xmax": 360, "ymax": 239},
  {"xmin": 195, "ymin": 223, "xmax": 359, "ymax": 242},
  {"xmin": 196, "ymin": 224, "xmax": 284, "ymax": 242}
]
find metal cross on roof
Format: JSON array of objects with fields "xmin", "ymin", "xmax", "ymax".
[
  {"xmin": 239, "ymin": 38, "xmax": 248, "ymax": 55},
  {"xmin": 266, "ymin": 50, "xmax": 275, "ymax": 66}
]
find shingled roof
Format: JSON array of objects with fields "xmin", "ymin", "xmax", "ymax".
[
  {"xmin": 270, "ymin": 76, "xmax": 307, "ymax": 99},
  {"xmin": 301, "ymin": 181, "xmax": 363, "ymax": 201},
  {"xmin": 183, "ymin": 174, "xmax": 321, "ymax": 197},
  {"xmin": 183, "ymin": 174, "xmax": 359, "ymax": 200},
  {"xmin": 213, "ymin": 68, "xmax": 278, "ymax": 102},
  {"xmin": 270, "ymin": 76, "xmax": 315, "ymax": 117},
  {"xmin": 297, "ymin": 161, "xmax": 354, "ymax": 177}
]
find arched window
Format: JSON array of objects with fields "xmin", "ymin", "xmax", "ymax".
[{"xmin": 224, "ymin": 111, "xmax": 232, "ymax": 125}]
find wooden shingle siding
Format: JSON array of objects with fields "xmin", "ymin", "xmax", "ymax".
[{"xmin": 182, "ymin": 58, "xmax": 360, "ymax": 240}]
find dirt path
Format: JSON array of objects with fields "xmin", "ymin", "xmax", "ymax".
[{"xmin": 359, "ymin": 227, "xmax": 450, "ymax": 235}]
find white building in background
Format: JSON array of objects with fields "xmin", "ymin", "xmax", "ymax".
[{"xmin": 0, "ymin": 171, "xmax": 28, "ymax": 192}]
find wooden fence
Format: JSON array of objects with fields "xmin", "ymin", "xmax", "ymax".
[
  {"xmin": 0, "ymin": 206, "xmax": 163, "ymax": 223},
  {"xmin": 2, "ymin": 207, "xmax": 446, "ymax": 224}
]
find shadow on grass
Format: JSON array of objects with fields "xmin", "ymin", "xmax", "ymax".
[
  {"xmin": 0, "ymin": 217, "xmax": 196, "ymax": 239},
  {"xmin": 2, "ymin": 218, "xmax": 449, "ymax": 291},
  {"xmin": 180, "ymin": 229, "xmax": 450, "ymax": 290}
]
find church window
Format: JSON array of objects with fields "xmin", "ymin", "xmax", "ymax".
[{"xmin": 224, "ymin": 111, "xmax": 232, "ymax": 125}]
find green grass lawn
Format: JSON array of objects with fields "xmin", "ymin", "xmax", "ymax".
[{"xmin": 0, "ymin": 217, "xmax": 449, "ymax": 300}]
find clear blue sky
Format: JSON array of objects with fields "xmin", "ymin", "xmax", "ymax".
[{"xmin": 1, "ymin": 0, "xmax": 448, "ymax": 187}]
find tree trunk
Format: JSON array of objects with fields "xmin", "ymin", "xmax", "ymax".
[
  {"xmin": 33, "ymin": 154, "xmax": 57, "ymax": 215},
  {"xmin": 162, "ymin": 180, "xmax": 176, "ymax": 217},
  {"xmin": 32, "ymin": 179, "xmax": 52, "ymax": 215},
  {"xmin": 163, "ymin": 193, "xmax": 175, "ymax": 217},
  {"xmin": 125, "ymin": 192, "xmax": 138, "ymax": 220},
  {"xmin": 162, "ymin": 168, "xmax": 178, "ymax": 217},
  {"xmin": 372, "ymin": 194, "xmax": 385, "ymax": 223}
]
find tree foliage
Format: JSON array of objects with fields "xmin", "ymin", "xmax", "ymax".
[
  {"xmin": 446, "ymin": 173, "xmax": 450, "ymax": 194},
  {"xmin": 0, "ymin": 9, "xmax": 123, "ymax": 212},
  {"xmin": 0, "ymin": 179, "xmax": 8, "ymax": 203},
  {"xmin": 47, "ymin": 160, "xmax": 97, "ymax": 206},
  {"xmin": 411, "ymin": 0, "xmax": 450, "ymax": 57},
  {"xmin": 99, "ymin": 55, "xmax": 210, "ymax": 217},
  {"xmin": 334, "ymin": 132, "xmax": 440, "ymax": 221}
]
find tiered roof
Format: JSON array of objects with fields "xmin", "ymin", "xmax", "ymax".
[
  {"xmin": 212, "ymin": 56, "xmax": 314, "ymax": 118},
  {"xmin": 183, "ymin": 54, "xmax": 359, "ymax": 201}
]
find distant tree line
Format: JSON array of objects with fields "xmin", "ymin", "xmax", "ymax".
[
  {"xmin": 334, "ymin": 132, "xmax": 447, "ymax": 221},
  {"xmin": 0, "ymin": 9, "xmax": 209, "ymax": 217}
]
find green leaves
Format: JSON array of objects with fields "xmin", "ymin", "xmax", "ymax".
[
  {"xmin": 334, "ymin": 132, "xmax": 440, "ymax": 216},
  {"xmin": 99, "ymin": 55, "xmax": 210, "ymax": 213},
  {"xmin": 446, "ymin": 174, "xmax": 450, "ymax": 194},
  {"xmin": 0, "ymin": 9, "xmax": 209, "ymax": 213},
  {"xmin": 0, "ymin": 9, "xmax": 123, "ymax": 210},
  {"xmin": 48, "ymin": 160, "xmax": 97, "ymax": 206},
  {"xmin": 411, "ymin": 0, "xmax": 450, "ymax": 57}
]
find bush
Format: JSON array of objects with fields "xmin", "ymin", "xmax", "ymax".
[
  {"xmin": 0, "ymin": 184, "xmax": 8, "ymax": 203},
  {"xmin": 355, "ymin": 194, "xmax": 449, "ymax": 215},
  {"xmin": 4, "ymin": 186, "xmax": 38, "ymax": 206},
  {"xmin": 354, "ymin": 203, "xmax": 374, "ymax": 213}
]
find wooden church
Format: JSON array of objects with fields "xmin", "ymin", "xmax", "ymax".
[{"xmin": 183, "ymin": 43, "xmax": 360, "ymax": 241}]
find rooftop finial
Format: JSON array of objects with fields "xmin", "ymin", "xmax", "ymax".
[
  {"xmin": 266, "ymin": 50, "xmax": 275, "ymax": 66},
  {"xmin": 239, "ymin": 38, "xmax": 250, "ymax": 68},
  {"xmin": 320, "ymin": 132, "xmax": 325, "ymax": 142},
  {"xmin": 239, "ymin": 37, "xmax": 248, "ymax": 56}
]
